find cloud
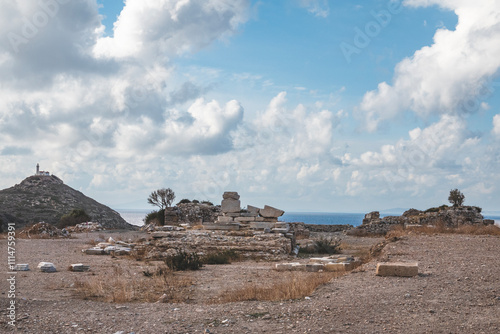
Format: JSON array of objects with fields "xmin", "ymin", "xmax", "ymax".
[
  {"xmin": 298, "ymin": 0, "xmax": 330, "ymax": 18},
  {"xmin": 358, "ymin": 0, "xmax": 500, "ymax": 131},
  {"xmin": 493, "ymin": 114, "xmax": 500, "ymax": 138},
  {"xmin": 94, "ymin": 0, "xmax": 249, "ymax": 62}
]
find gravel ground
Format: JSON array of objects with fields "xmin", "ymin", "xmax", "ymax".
[{"xmin": 1, "ymin": 232, "xmax": 499, "ymax": 333}]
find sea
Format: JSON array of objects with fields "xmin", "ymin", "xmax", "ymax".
[{"xmin": 117, "ymin": 209, "xmax": 500, "ymax": 228}]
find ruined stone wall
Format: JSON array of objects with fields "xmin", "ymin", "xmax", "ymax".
[
  {"xmin": 350, "ymin": 206, "xmax": 492, "ymax": 235},
  {"xmin": 144, "ymin": 231, "xmax": 292, "ymax": 261}
]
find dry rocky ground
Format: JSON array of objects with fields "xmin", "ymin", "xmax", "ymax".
[{"xmin": 1, "ymin": 230, "xmax": 499, "ymax": 333}]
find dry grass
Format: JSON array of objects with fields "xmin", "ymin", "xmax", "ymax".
[
  {"xmin": 73, "ymin": 264, "xmax": 194, "ymax": 303},
  {"xmin": 214, "ymin": 272, "xmax": 339, "ymax": 303},
  {"xmin": 386, "ymin": 223, "xmax": 500, "ymax": 239}
]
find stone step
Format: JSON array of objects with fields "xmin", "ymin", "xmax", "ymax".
[{"xmin": 376, "ymin": 262, "xmax": 419, "ymax": 277}]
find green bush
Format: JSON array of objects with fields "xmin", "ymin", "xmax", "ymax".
[
  {"xmin": 202, "ymin": 250, "xmax": 240, "ymax": 265},
  {"xmin": 165, "ymin": 250, "xmax": 202, "ymax": 271},
  {"xmin": 143, "ymin": 209, "xmax": 165, "ymax": 226},
  {"xmin": 58, "ymin": 209, "xmax": 91, "ymax": 229},
  {"xmin": 299, "ymin": 237, "xmax": 342, "ymax": 255},
  {"xmin": 201, "ymin": 201, "xmax": 213, "ymax": 206}
]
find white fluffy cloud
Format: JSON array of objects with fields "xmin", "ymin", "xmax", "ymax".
[
  {"xmin": 493, "ymin": 114, "xmax": 500, "ymax": 138},
  {"xmin": 359, "ymin": 0, "xmax": 500, "ymax": 131},
  {"xmin": 94, "ymin": 0, "xmax": 249, "ymax": 62}
]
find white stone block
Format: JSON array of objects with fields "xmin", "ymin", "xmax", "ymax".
[
  {"xmin": 14, "ymin": 264, "xmax": 30, "ymax": 271},
  {"xmin": 37, "ymin": 262, "xmax": 56, "ymax": 273}
]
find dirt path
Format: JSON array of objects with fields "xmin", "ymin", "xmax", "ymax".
[{"xmin": 1, "ymin": 233, "xmax": 499, "ymax": 333}]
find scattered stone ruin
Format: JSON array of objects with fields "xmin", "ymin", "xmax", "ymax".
[
  {"xmin": 130, "ymin": 192, "xmax": 295, "ymax": 260},
  {"xmin": 349, "ymin": 206, "xmax": 494, "ymax": 235},
  {"xmin": 204, "ymin": 191, "xmax": 289, "ymax": 234}
]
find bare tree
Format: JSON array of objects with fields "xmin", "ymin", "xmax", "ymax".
[
  {"xmin": 148, "ymin": 188, "xmax": 176, "ymax": 210},
  {"xmin": 448, "ymin": 189, "xmax": 465, "ymax": 207}
]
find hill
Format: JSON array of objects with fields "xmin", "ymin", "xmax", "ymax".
[{"xmin": 0, "ymin": 175, "xmax": 136, "ymax": 231}]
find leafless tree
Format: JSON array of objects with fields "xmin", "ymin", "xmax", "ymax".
[{"xmin": 148, "ymin": 188, "xmax": 176, "ymax": 210}]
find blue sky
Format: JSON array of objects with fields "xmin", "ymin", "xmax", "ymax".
[{"xmin": 1, "ymin": 0, "xmax": 500, "ymax": 213}]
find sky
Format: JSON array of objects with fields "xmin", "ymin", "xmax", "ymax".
[{"xmin": 1, "ymin": 0, "xmax": 500, "ymax": 213}]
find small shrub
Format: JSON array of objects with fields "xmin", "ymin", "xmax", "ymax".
[
  {"xmin": 58, "ymin": 208, "xmax": 90, "ymax": 229},
  {"xmin": 202, "ymin": 250, "xmax": 240, "ymax": 265},
  {"xmin": 201, "ymin": 201, "xmax": 213, "ymax": 206},
  {"xmin": 192, "ymin": 200, "xmax": 199, "ymax": 204},
  {"xmin": 299, "ymin": 237, "xmax": 342, "ymax": 255},
  {"xmin": 177, "ymin": 199, "xmax": 191, "ymax": 205},
  {"xmin": 165, "ymin": 250, "xmax": 202, "ymax": 271},
  {"xmin": 143, "ymin": 209, "xmax": 164, "ymax": 226}
]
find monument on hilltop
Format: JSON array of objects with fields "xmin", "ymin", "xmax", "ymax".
[{"xmin": 35, "ymin": 163, "xmax": 50, "ymax": 176}]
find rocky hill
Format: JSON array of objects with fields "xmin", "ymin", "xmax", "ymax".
[{"xmin": 0, "ymin": 175, "xmax": 136, "ymax": 231}]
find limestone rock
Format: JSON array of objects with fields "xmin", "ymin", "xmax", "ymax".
[
  {"xmin": 221, "ymin": 199, "xmax": 241, "ymax": 213},
  {"xmin": 247, "ymin": 205, "xmax": 260, "ymax": 216},
  {"xmin": 14, "ymin": 264, "xmax": 30, "ymax": 271},
  {"xmin": 70, "ymin": 264, "xmax": 90, "ymax": 272},
  {"xmin": 223, "ymin": 192, "xmax": 240, "ymax": 200},
  {"xmin": 37, "ymin": 262, "xmax": 56, "ymax": 273},
  {"xmin": 259, "ymin": 205, "xmax": 284, "ymax": 218},
  {"xmin": 376, "ymin": 262, "xmax": 419, "ymax": 277}
]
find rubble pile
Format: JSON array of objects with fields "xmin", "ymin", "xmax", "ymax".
[
  {"xmin": 18, "ymin": 222, "xmax": 69, "ymax": 238},
  {"xmin": 65, "ymin": 222, "xmax": 103, "ymax": 233},
  {"xmin": 83, "ymin": 237, "xmax": 135, "ymax": 256}
]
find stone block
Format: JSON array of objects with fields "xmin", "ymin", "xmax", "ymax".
[
  {"xmin": 217, "ymin": 216, "xmax": 234, "ymax": 223},
  {"xmin": 70, "ymin": 264, "xmax": 90, "ymax": 272},
  {"xmin": 104, "ymin": 246, "xmax": 131, "ymax": 255},
  {"xmin": 247, "ymin": 205, "xmax": 261, "ymax": 215},
  {"xmin": 263, "ymin": 217, "xmax": 279, "ymax": 222},
  {"xmin": 235, "ymin": 217, "xmax": 255, "ymax": 222},
  {"xmin": 203, "ymin": 223, "xmax": 240, "ymax": 231},
  {"xmin": 306, "ymin": 263, "xmax": 325, "ymax": 272},
  {"xmin": 37, "ymin": 262, "xmax": 56, "ymax": 273},
  {"xmin": 324, "ymin": 263, "xmax": 346, "ymax": 272},
  {"xmin": 249, "ymin": 222, "xmax": 276, "ymax": 230},
  {"xmin": 241, "ymin": 212, "xmax": 258, "ymax": 217},
  {"xmin": 84, "ymin": 247, "xmax": 105, "ymax": 255},
  {"xmin": 223, "ymin": 191, "xmax": 240, "ymax": 200},
  {"xmin": 221, "ymin": 199, "xmax": 241, "ymax": 213},
  {"xmin": 272, "ymin": 227, "xmax": 289, "ymax": 234},
  {"xmin": 260, "ymin": 205, "xmax": 285, "ymax": 218},
  {"xmin": 275, "ymin": 263, "xmax": 297, "ymax": 271},
  {"xmin": 311, "ymin": 257, "xmax": 337, "ymax": 264},
  {"xmin": 376, "ymin": 262, "xmax": 418, "ymax": 277},
  {"xmin": 224, "ymin": 213, "xmax": 241, "ymax": 217},
  {"xmin": 291, "ymin": 263, "xmax": 306, "ymax": 271},
  {"xmin": 14, "ymin": 264, "xmax": 30, "ymax": 271}
]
